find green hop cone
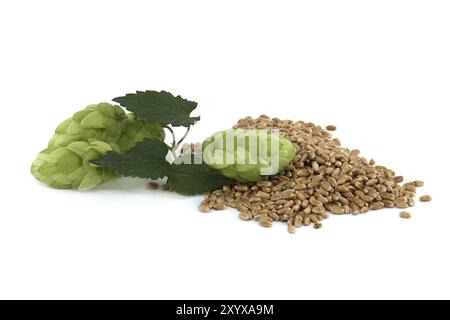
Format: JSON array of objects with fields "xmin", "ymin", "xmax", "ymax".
[
  {"xmin": 117, "ymin": 114, "xmax": 165, "ymax": 152},
  {"xmin": 33, "ymin": 102, "xmax": 166, "ymax": 190},
  {"xmin": 202, "ymin": 129, "xmax": 296, "ymax": 182},
  {"xmin": 48, "ymin": 102, "xmax": 127, "ymax": 147},
  {"xmin": 31, "ymin": 140, "xmax": 120, "ymax": 191}
]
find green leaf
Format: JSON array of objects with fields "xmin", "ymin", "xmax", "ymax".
[
  {"xmin": 168, "ymin": 155, "xmax": 236, "ymax": 195},
  {"xmin": 113, "ymin": 90, "xmax": 200, "ymax": 127},
  {"xmin": 91, "ymin": 139, "xmax": 171, "ymax": 179}
]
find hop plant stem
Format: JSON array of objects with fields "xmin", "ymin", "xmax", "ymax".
[{"xmin": 164, "ymin": 125, "xmax": 191, "ymax": 161}]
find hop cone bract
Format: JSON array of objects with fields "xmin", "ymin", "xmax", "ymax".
[{"xmin": 48, "ymin": 103, "xmax": 127, "ymax": 147}]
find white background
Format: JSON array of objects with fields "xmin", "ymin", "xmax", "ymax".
[{"xmin": 0, "ymin": 0, "xmax": 449, "ymax": 300}]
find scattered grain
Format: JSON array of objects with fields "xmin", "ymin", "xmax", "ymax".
[
  {"xmin": 259, "ymin": 218, "xmax": 273, "ymax": 228},
  {"xmin": 198, "ymin": 204, "xmax": 210, "ymax": 213},
  {"xmin": 399, "ymin": 211, "xmax": 412, "ymax": 219},
  {"xmin": 145, "ymin": 182, "xmax": 159, "ymax": 190},
  {"xmin": 419, "ymin": 195, "xmax": 432, "ymax": 202},
  {"xmin": 414, "ymin": 181, "xmax": 424, "ymax": 187},
  {"xmin": 239, "ymin": 212, "xmax": 252, "ymax": 221}
]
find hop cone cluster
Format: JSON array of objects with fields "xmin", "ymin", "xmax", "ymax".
[
  {"xmin": 202, "ymin": 129, "xmax": 296, "ymax": 182},
  {"xmin": 31, "ymin": 103, "xmax": 164, "ymax": 190}
]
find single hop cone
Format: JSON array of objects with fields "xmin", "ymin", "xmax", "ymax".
[
  {"xmin": 202, "ymin": 129, "xmax": 296, "ymax": 182},
  {"xmin": 31, "ymin": 140, "xmax": 120, "ymax": 191}
]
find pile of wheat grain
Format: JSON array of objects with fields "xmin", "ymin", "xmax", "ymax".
[{"xmin": 198, "ymin": 115, "xmax": 430, "ymax": 233}]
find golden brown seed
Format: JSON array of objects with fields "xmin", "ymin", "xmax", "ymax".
[
  {"xmin": 339, "ymin": 197, "xmax": 349, "ymax": 205},
  {"xmin": 257, "ymin": 181, "xmax": 272, "ymax": 188},
  {"xmin": 331, "ymin": 206, "xmax": 345, "ymax": 215},
  {"xmin": 303, "ymin": 206, "xmax": 312, "ymax": 214},
  {"xmin": 303, "ymin": 216, "xmax": 311, "ymax": 226},
  {"xmin": 353, "ymin": 198, "xmax": 366, "ymax": 208},
  {"xmin": 238, "ymin": 212, "xmax": 252, "ymax": 221},
  {"xmin": 312, "ymin": 206, "xmax": 325, "ymax": 214},
  {"xmin": 214, "ymin": 203, "xmax": 226, "ymax": 210},
  {"xmin": 361, "ymin": 206, "xmax": 369, "ymax": 213},
  {"xmin": 145, "ymin": 182, "xmax": 159, "ymax": 190},
  {"xmin": 259, "ymin": 218, "xmax": 273, "ymax": 228},
  {"xmin": 332, "ymin": 168, "xmax": 341, "ymax": 178},
  {"xmin": 254, "ymin": 213, "xmax": 268, "ymax": 221},
  {"xmin": 399, "ymin": 211, "xmax": 412, "ymax": 219},
  {"xmin": 278, "ymin": 207, "xmax": 293, "ymax": 215},
  {"xmin": 311, "ymin": 161, "xmax": 319, "ymax": 172},
  {"xmin": 161, "ymin": 183, "xmax": 171, "ymax": 191},
  {"xmin": 237, "ymin": 205, "xmax": 249, "ymax": 213},
  {"xmin": 287, "ymin": 225, "xmax": 296, "ymax": 234},
  {"xmin": 335, "ymin": 185, "xmax": 348, "ymax": 193},
  {"xmin": 269, "ymin": 212, "xmax": 280, "ymax": 221},
  {"xmin": 341, "ymin": 165, "xmax": 352, "ymax": 175},
  {"xmin": 301, "ymin": 199, "xmax": 309, "ymax": 208},
  {"xmin": 319, "ymin": 212, "xmax": 328, "ymax": 219},
  {"xmin": 294, "ymin": 184, "xmax": 307, "ymax": 190},
  {"xmin": 228, "ymin": 201, "xmax": 238, "ymax": 208},
  {"xmin": 328, "ymin": 177, "xmax": 338, "ymax": 188},
  {"xmin": 414, "ymin": 181, "xmax": 424, "ymax": 187},
  {"xmin": 198, "ymin": 204, "xmax": 210, "ymax": 213},
  {"xmin": 309, "ymin": 198, "xmax": 323, "ymax": 207},
  {"xmin": 419, "ymin": 195, "xmax": 432, "ymax": 202},
  {"xmin": 326, "ymin": 125, "xmax": 336, "ymax": 131},
  {"xmin": 383, "ymin": 200, "xmax": 395, "ymax": 208},
  {"xmin": 320, "ymin": 181, "xmax": 332, "ymax": 192},
  {"xmin": 370, "ymin": 202, "xmax": 384, "ymax": 210},
  {"xmin": 255, "ymin": 191, "xmax": 270, "ymax": 199},
  {"xmin": 234, "ymin": 185, "xmax": 248, "ymax": 192},
  {"xmin": 337, "ymin": 177, "xmax": 348, "ymax": 185},
  {"xmin": 287, "ymin": 217, "xmax": 294, "ymax": 226},
  {"xmin": 313, "ymin": 223, "xmax": 322, "ymax": 229},
  {"xmin": 381, "ymin": 192, "xmax": 396, "ymax": 201},
  {"xmin": 361, "ymin": 194, "xmax": 373, "ymax": 202},
  {"xmin": 281, "ymin": 191, "xmax": 295, "ymax": 199},
  {"xmin": 396, "ymin": 202, "xmax": 408, "ymax": 209},
  {"xmin": 310, "ymin": 215, "xmax": 319, "ymax": 224},
  {"xmin": 294, "ymin": 215, "xmax": 303, "ymax": 227},
  {"xmin": 284, "ymin": 200, "xmax": 294, "ymax": 208},
  {"xmin": 252, "ymin": 206, "xmax": 262, "ymax": 215}
]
